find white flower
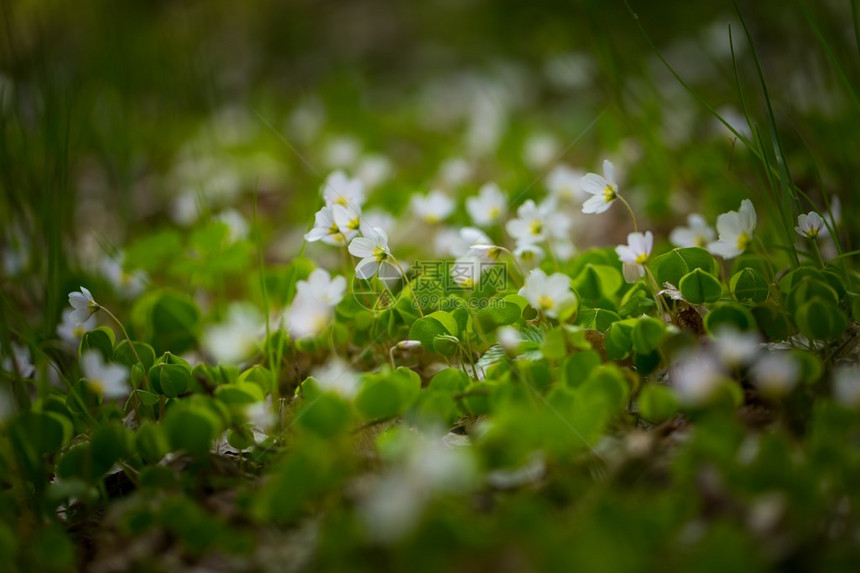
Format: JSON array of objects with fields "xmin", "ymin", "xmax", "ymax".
[
  {"xmin": 671, "ymin": 350, "xmax": 724, "ymax": 406},
  {"xmin": 506, "ymin": 200, "xmax": 551, "ymax": 245},
  {"xmin": 750, "ymin": 352, "xmax": 799, "ymax": 396},
  {"xmin": 304, "ymin": 205, "xmax": 343, "ymax": 246},
  {"xmin": 57, "ymin": 308, "xmax": 96, "ymax": 345},
  {"xmin": 396, "ymin": 340, "xmax": 422, "ymax": 350},
  {"xmin": 361, "ymin": 209, "xmax": 396, "ymax": 234},
  {"xmin": 833, "ymin": 366, "xmax": 860, "ymax": 408},
  {"xmin": 215, "ymin": 209, "xmax": 250, "ymax": 242},
  {"xmin": 615, "ymin": 231, "xmax": 654, "ymax": 283},
  {"xmin": 2, "ymin": 343, "xmax": 34, "ymax": 378},
  {"xmin": 296, "ymin": 268, "xmax": 347, "ymax": 307},
  {"xmin": 580, "ymin": 160, "xmax": 619, "ymax": 214},
  {"xmin": 670, "ymin": 214, "xmax": 716, "ymax": 248},
  {"xmin": 202, "ymin": 303, "xmax": 263, "ymax": 364},
  {"xmin": 466, "ymin": 182, "xmax": 507, "ymax": 227},
  {"xmin": 285, "ymin": 293, "xmax": 333, "ymax": 339},
  {"xmin": 331, "ymin": 203, "xmax": 363, "ymax": 241},
  {"xmin": 711, "ymin": 327, "xmax": 761, "ymax": 368},
  {"xmin": 81, "ymin": 350, "xmax": 129, "ymax": 399},
  {"xmin": 101, "ymin": 254, "xmax": 147, "ymax": 298},
  {"xmin": 514, "ymin": 243, "xmax": 545, "ymax": 268},
  {"xmin": 708, "ymin": 199, "xmax": 756, "ymax": 259},
  {"xmin": 311, "ymin": 357, "xmax": 360, "ymax": 399},
  {"xmin": 356, "ymin": 154, "xmax": 392, "ymax": 190},
  {"xmin": 324, "ymin": 137, "xmax": 361, "ymax": 169},
  {"xmin": 411, "ymin": 190, "xmax": 455, "ymax": 224},
  {"xmin": 68, "ymin": 286, "xmax": 99, "ymax": 326},
  {"xmin": 518, "ymin": 269, "xmax": 576, "ymax": 319},
  {"xmin": 348, "ymin": 227, "xmax": 394, "ymax": 279},
  {"xmin": 321, "ymin": 170, "xmax": 365, "ymax": 209},
  {"xmin": 552, "ymin": 239, "xmax": 577, "ymax": 262},
  {"xmin": 546, "ymin": 165, "xmax": 584, "ymax": 203},
  {"xmin": 496, "ymin": 326, "xmax": 522, "ymax": 353},
  {"xmin": 795, "ymin": 212, "xmax": 826, "ymax": 239},
  {"xmin": 523, "ymin": 133, "xmax": 559, "ymax": 169},
  {"xmin": 450, "ymin": 256, "xmax": 483, "ymax": 288},
  {"xmin": 438, "ymin": 157, "xmax": 472, "ymax": 186},
  {"xmin": 449, "ymin": 227, "xmax": 493, "ymax": 258},
  {"xmin": 244, "ymin": 400, "xmax": 276, "ymax": 432}
]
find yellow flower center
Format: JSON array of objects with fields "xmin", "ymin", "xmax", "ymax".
[
  {"xmin": 328, "ymin": 223, "xmax": 340, "ymax": 235},
  {"xmin": 736, "ymin": 232, "xmax": 751, "ymax": 251},
  {"xmin": 529, "ymin": 220, "xmax": 543, "ymax": 236},
  {"xmin": 538, "ymin": 295, "xmax": 554, "ymax": 310},
  {"xmin": 373, "ymin": 246, "xmax": 389, "ymax": 261},
  {"xmin": 695, "ymin": 235, "xmax": 707, "ymax": 248},
  {"xmin": 335, "ymin": 196, "xmax": 348, "ymax": 206},
  {"xmin": 635, "ymin": 253, "xmax": 649, "ymax": 265},
  {"xmin": 347, "ymin": 217, "xmax": 360, "ymax": 231},
  {"xmin": 805, "ymin": 228, "xmax": 819, "ymax": 239},
  {"xmin": 488, "ymin": 207, "xmax": 500, "ymax": 219},
  {"xmin": 603, "ymin": 185, "xmax": 617, "ymax": 203}
]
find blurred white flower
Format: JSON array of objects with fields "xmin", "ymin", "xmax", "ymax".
[
  {"xmin": 285, "ymin": 294, "xmax": 333, "ymax": 340},
  {"xmin": 518, "ymin": 268, "xmax": 576, "ymax": 319},
  {"xmin": 514, "ymin": 243, "xmax": 545, "ymax": 269},
  {"xmin": 356, "ymin": 154, "xmax": 392, "ymax": 190},
  {"xmin": 68, "ymin": 286, "xmax": 99, "ymax": 326},
  {"xmin": 580, "ymin": 160, "xmax": 619, "ymax": 214},
  {"xmin": 81, "ymin": 350, "xmax": 129, "ymax": 399},
  {"xmin": 101, "ymin": 254, "xmax": 147, "ymax": 298},
  {"xmin": 670, "ymin": 214, "xmax": 716, "ymax": 248},
  {"xmin": 202, "ymin": 303, "xmax": 263, "ymax": 364},
  {"xmin": 450, "ymin": 227, "xmax": 493, "ymax": 258},
  {"xmin": 2, "ymin": 343, "xmax": 34, "ymax": 379},
  {"xmin": 438, "ymin": 157, "xmax": 472, "ymax": 186},
  {"xmin": 324, "ymin": 136, "xmax": 361, "ymax": 169},
  {"xmin": 296, "ymin": 268, "xmax": 347, "ymax": 307},
  {"xmin": 711, "ymin": 327, "xmax": 761, "ymax": 368},
  {"xmin": 450, "ymin": 256, "xmax": 483, "ymax": 289},
  {"xmin": 349, "ymin": 227, "xmax": 394, "ymax": 279},
  {"xmin": 57, "ymin": 308, "xmax": 96, "ymax": 346},
  {"xmin": 795, "ymin": 211, "xmax": 826, "ymax": 239},
  {"xmin": 671, "ymin": 350, "xmax": 724, "ymax": 406},
  {"xmin": 833, "ymin": 366, "xmax": 860, "ymax": 408},
  {"xmin": 708, "ymin": 199, "xmax": 756, "ymax": 259},
  {"xmin": 546, "ymin": 165, "xmax": 585, "ymax": 203},
  {"xmin": 304, "ymin": 205, "xmax": 348, "ymax": 246},
  {"xmin": 506, "ymin": 199, "xmax": 567, "ymax": 245},
  {"xmin": 361, "ymin": 209, "xmax": 395, "ymax": 234},
  {"xmin": 523, "ymin": 133, "xmax": 559, "ymax": 170},
  {"xmin": 244, "ymin": 399, "xmax": 277, "ymax": 433},
  {"xmin": 497, "ymin": 326, "xmax": 522, "ymax": 353},
  {"xmin": 750, "ymin": 352, "xmax": 799, "ymax": 396},
  {"xmin": 215, "ymin": 209, "xmax": 250, "ymax": 242},
  {"xmin": 615, "ymin": 231, "xmax": 654, "ymax": 283},
  {"xmin": 411, "ymin": 190, "xmax": 455, "ymax": 224},
  {"xmin": 551, "ymin": 238, "xmax": 577, "ymax": 262},
  {"xmin": 332, "ymin": 203, "xmax": 363, "ymax": 242},
  {"xmin": 466, "ymin": 182, "xmax": 507, "ymax": 227},
  {"xmin": 312, "ymin": 357, "xmax": 360, "ymax": 399},
  {"xmin": 322, "ymin": 170, "xmax": 365, "ymax": 210}
]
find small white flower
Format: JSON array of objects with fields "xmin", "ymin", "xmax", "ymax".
[
  {"xmin": 552, "ymin": 239, "xmax": 577, "ymax": 262},
  {"xmin": 202, "ymin": 303, "xmax": 263, "ymax": 364},
  {"xmin": 708, "ymin": 199, "xmax": 757, "ymax": 259},
  {"xmin": 514, "ymin": 243, "xmax": 545, "ymax": 268},
  {"xmin": 615, "ymin": 231, "xmax": 654, "ymax": 283},
  {"xmin": 496, "ymin": 326, "xmax": 522, "ymax": 353},
  {"xmin": 312, "ymin": 357, "xmax": 360, "ymax": 399},
  {"xmin": 361, "ymin": 209, "xmax": 396, "ymax": 234},
  {"xmin": 450, "ymin": 256, "xmax": 484, "ymax": 288},
  {"xmin": 348, "ymin": 227, "xmax": 394, "ymax": 279},
  {"xmin": 331, "ymin": 203, "xmax": 363, "ymax": 242},
  {"xmin": 296, "ymin": 268, "xmax": 347, "ymax": 307},
  {"xmin": 396, "ymin": 340, "xmax": 422, "ymax": 350},
  {"xmin": 795, "ymin": 212, "xmax": 826, "ymax": 239},
  {"xmin": 101, "ymin": 254, "xmax": 147, "ymax": 298},
  {"xmin": 356, "ymin": 154, "xmax": 392, "ymax": 189},
  {"xmin": 304, "ymin": 205, "xmax": 347, "ymax": 246},
  {"xmin": 411, "ymin": 190, "xmax": 455, "ymax": 224},
  {"xmin": 2, "ymin": 343, "xmax": 34, "ymax": 378},
  {"xmin": 324, "ymin": 137, "xmax": 361, "ymax": 169},
  {"xmin": 450, "ymin": 227, "xmax": 493, "ymax": 258},
  {"xmin": 81, "ymin": 350, "xmax": 129, "ymax": 399},
  {"xmin": 518, "ymin": 268, "xmax": 576, "ymax": 319},
  {"xmin": 466, "ymin": 182, "xmax": 507, "ymax": 227},
  {"xmin": 833, "ymin": 366, "xmax": 860, "ymax": 408},
  {"xmin": 215, "ymin": 208, "xmax": 250, "ymax": 242},
  {"xmin": 750, "ymin": 352, "xmax": 799, "ymax": 396},
  {"xmin": 711, "ymin": 327, "xmax": 761, "ymax": 368},
  {"xmin": 244, "ymin": 400, "xmax": 277, "ymax": 432},
  {"xmin": 321, "ymin": 170, "xmax": 365, "ymax": 209},
  {"xmin": 546, "ymin": 165, "xmax": 584, "ymax": 203},
  {"xmin": 438, "ymin": 157, "xmax": 472, "ymax": 186},
  {"xmin": 285, "ymin": 293, "xmax": 333, "ymax": 339},
  {"xmin": 506, "ymin": 200, "xmax": 546, "ymax": 245},
  {"xmin": 669, "ymin": 214, "xmax": 716, "ymax": 248},
  {"xmin": 68, "ymin": 287, "xmax": 99, "ymax": 326},
  {"xmin": 523, "ymin": 133, "xmax": 559, "ymax": 169},
  {"xmin": 57, "ymin": 308, "xmax": 96, "ymax": 345},
  {"xmin": 671, "ymin": 350, "xmax": 723, "ymax": 406},
  {"xmin": 580, "ymin": 160, "xmax": 619, "ymax": 214}
]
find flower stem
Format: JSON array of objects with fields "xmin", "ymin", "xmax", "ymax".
[
  {"xmin": 617, "ymin": 196, "xmax": 638, "ymax": 233},
  {"xmin": 98, "ymin": 306, "xmax": 144, "ymax": 367}
]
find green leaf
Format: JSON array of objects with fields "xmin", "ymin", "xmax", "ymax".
[
  {"xmin": 476, "ymin": 300, "xmax": 521, "ymax": 333},
  {"xmin": 134, "ymin": 389, "xmax": 161, "ymax": 406},
  {"xmin": 149, "ymin": 362, "xmax": 192, "ymax": 398},
  {"xmin": 730, "ymin": 268, "xmax": 770, "ymax": 304},
  {"xmin": 79, "ymin": 326, "xmax": 115, "ymax": 360},
  {"xmin": 679, "ymin": 268, "xmax": 722, "ymax": 304},
  {"xmin": 794, "ymin": 297, "xmax": 847, "ymax": 341},
  {"xmin": 432, "ymin": 334, "xmax": 460, "ymax": 356},
  {"xmin": 296, "ymin": 394, "xmax": 352, "ymax": 438},
  {"xmin": 164, "ymin": 406, "xmax": 220, "ymax": 455},
  {"xmin": 631, "ymin": 317, "xmax": 666, "ymax": 354},
  {"xmin": 576, "ymin": 308, "xmax": 621, "ymax": 332},
  {"xmin": 563, "ymin": 351, "xmax": 602, "ymax": 388},
  {"xmin": 573, "ymin": 264, "xmax": 623, "ymax": 301},
  {"xmin": 704, "ymin": 303, "xmax": 757, "ymax": 334},
  {"xmin": 652, "ymin": 247, "xmax": 716, "ymax": 287},
  {"xmin": 113, "ymin": 340, "xmax": 156, "ymax": 369},
  {"xmin": 133, "ymin": 291, "xmax": 201, "ymax": 354},
  {"xmin": 215, "ymin": 383, "xmax": 265, "ymax": 406},
  {"xmin": 409, "ymin": 311, "xmax": 458, "ymax": 350},
  {"xmin": 604, "ymin": 319, "xmax": 637, "ymax": 360},
  {"xmin": 429, "ymin": 368, "xmax": 469, "ymax": 392},
  {"xmin": 638, "ymin": 384, "xmax": 680, "ymax": 423}
]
